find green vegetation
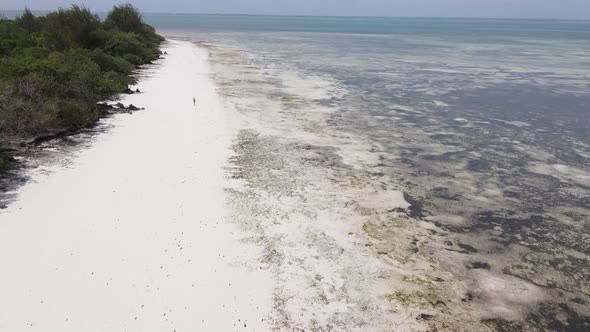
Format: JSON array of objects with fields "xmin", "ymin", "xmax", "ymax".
[
  {"xmin": 0, "ymin": 4, "xmax": 163, "ymax": 174},
  {"xmin": 386, "ymin": 291, "xmax": 414, "ymax": 308},
  {"xmin": 280, "ymin": 96, "xmax": 299, "ymax": 103},
  {"xmin": 402, "ymin": 276, "xmax": 434, "ymax": 287},
  {"xmin": 386, "ymin": 290, "xmax": 439, "ymax": 309},
  {"xmin": 386, "ymin": 276, "xmax": 440, "ymax": 309}
]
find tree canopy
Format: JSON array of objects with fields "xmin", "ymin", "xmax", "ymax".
[
  {"xmin": 0, "ymin": 4, "xmax": 163, "ymax": 135},
  {"xmin": 0, "ymin": 4, "xmax": 163, "ymax": 174}
]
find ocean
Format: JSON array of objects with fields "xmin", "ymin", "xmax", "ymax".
[{"xmin": 144, "ymin": 15, "xmax": 590, "ymax": 330}]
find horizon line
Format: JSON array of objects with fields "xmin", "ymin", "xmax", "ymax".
[{"xmin": 1, "ymin": 8, "xmax": 590, "ymax": 22}]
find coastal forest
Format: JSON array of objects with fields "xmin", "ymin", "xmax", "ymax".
[{"xmin": 0, "ymin": 4, "xmax": 163, "ymax": 174}]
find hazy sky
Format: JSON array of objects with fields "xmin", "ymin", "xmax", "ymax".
[{"xmin": 4, "ymin": 0, "xmax": 590, "ymax": 19}]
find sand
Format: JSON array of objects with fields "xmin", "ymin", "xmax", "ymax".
[{"xmin": 0, "ymin": 40, "xmax": 272, "ymax": 331}]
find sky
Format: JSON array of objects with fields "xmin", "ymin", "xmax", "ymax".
[{"xmin": 3, "ymin": 0, "xmax": 590, "ymax": 19}]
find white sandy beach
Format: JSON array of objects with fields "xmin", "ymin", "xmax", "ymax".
[{"xmin": 0, "ymin": 40, "xmax": 272, "ymax": 331}]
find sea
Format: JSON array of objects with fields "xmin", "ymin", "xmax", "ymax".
[
  {"xmin": 4, "ymin": 10, "xmax": 589, "ymax": 329},
  {"xmin": 144, "ymin": 15, "xmax": 590, "ymax": 330}
]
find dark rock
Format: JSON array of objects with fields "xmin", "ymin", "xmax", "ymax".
[
  {"xmin": 96, "ymin": 103, "xmax": 115, "ymax": 115},
  {"xmin": 97, "ymin": 103, "xmax": 112, "ymax": 109},
  {"xmin": 23, "ymin": 130, "xmax": 75, "ymax": 146},
  {"xmin": 418, "ymin": 313, "xmax": 435, "ymax": 321},
  {"xmin": 403, "ymin": 192, "xmax": 425, "ymax": 218},
  {"xmin": 571, "ymin": 297, "xmax": 586, "ymax": 305},
  {"xmin": 462, "ymin": 294, "xmax": 472, "ymax": 302},
  {"xmin": 96, "ymin": 102, "xmax": 113, "ymax": 109},
  {"xmin": 458, "ymin": 243, "xmax": 478, "ymax": 253},
  {"xmin": 97, "ymin": 102, "xmax": 144, "ymax": 113},
  {"xmin": 431, "ymin": 300, "xmax": 447, "ymax": 308},
  {"xmin": 468, "ymin": 261, "xmax": 491, "ymax": 269}
]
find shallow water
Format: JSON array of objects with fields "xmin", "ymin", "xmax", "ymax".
[{"xmin": 150, "ymin": 15, "xmax": 590, "ymax": 330}]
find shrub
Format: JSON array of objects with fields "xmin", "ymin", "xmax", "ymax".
[
  {"xmin": 0, "ymin": 5, "xmax": 162, "ymax": 138},
  {"xmin": 123, "ymin": 53, "xmax": 143, "ymax": 66},
  {"xmin": 96, "ymin": 70, "xmax": 134, "ymax": 96},
  {"xmin": 16, "ymin": 8, "xmax": 38, "ymax": 33},
  {"xmin": 57, "ymin": 99, "xmax": 97, "ymax": 129},
  {"xmin": 105, "ymin": 32, "xmax": 144, "ymax": 57},
  {"xmin": 18, "ymin": 47, "xmax": 51, "ymax": 59},
  {"xmin": 0, "ymin": 20, "xmax": 33, "ymax": 55},
  {"xmin": 89, "ymin": 49, "xmax": 134, "ymax": 75},
  {"xmin": 39, "ymin": 5, "xmax": 102, "ymax": 50}
]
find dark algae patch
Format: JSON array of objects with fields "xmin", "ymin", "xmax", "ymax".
[
  {"xmin": 484, "ymin": 303, "xmax": 590, "ymax": 332},
  {"xmin": 467, "ymin": 261, "xmax": 491, "ymax": 270}
]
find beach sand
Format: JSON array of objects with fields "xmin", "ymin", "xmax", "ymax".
[
  {"xmin": 1, "ymin": 36, "xmax": 576, "ymax": 331},
  {"xmin": 0, "ymin": 40, "xmax": 272, "ymax": 331}
]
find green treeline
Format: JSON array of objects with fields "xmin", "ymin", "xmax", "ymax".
[
  {"xmin": 0, "ymin": 4, "xmax": 163, "ymax": 174},
  {"xmin": 0, "ymin": 4, "xmax": 163, "ymax": 134}
]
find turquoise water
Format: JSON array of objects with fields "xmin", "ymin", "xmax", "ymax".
[{"xmin": 144, "ymin": 14, "xmax": 590, "ymax": 35}]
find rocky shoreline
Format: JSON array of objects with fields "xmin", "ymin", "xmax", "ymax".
[{"xmin": 0, "ymin": 99, "xmax": 146, "ymax": 208}]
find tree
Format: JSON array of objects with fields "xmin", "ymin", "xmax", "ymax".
[
  {"xmin": 104, "ymin": 4, "xmax": 144, "ymax": 34},
  {"xmin": 40, "ymin": 5, "xmax": 102, "ymax": 50},
  {"xmin": 0, "ymin": 4, "xmax": 162, "ymax": 139},
  {"xmin": 16, "ymin": 8, "xmax": 37, "ymax": 33}
]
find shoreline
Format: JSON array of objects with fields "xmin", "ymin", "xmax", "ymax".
[
  {"xmin": 0, "ymin": 40, "xmax": 273, "ymax": 331},
  {"xmin": 1, "ymin": 33, "xmax": 588, "ymax": 330},
  {"xmin": 200, "ymin": 36, "xmax": 589, "ymax": 330},
  {"xmin": 0, "ymin": 103, "xmax": 147, "ymax": 210}
]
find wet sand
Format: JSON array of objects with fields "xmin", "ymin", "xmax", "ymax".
[{"xmin": 200, "ymin": 38, "xmax": 590, "ymax": 331}]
